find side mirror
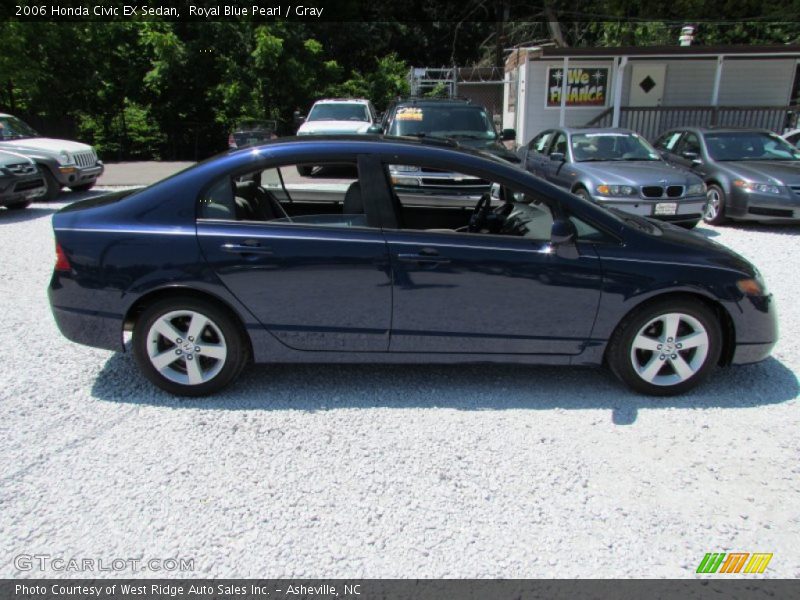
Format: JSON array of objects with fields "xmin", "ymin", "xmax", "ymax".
[
  {"xmin": 367, "ymin": 124, "xmax": 383, "ymax": 134},
  {"xmin": 501, "ymin": 128, "xmax": 516, "ymax": 141},
  {"xmin": 551, "ymin": 220, "xmax": 579, "ymax": 259},
  {"xmin": 682, "ymin": 150, "xmax": 700, "ymax": 161},
  {"xmin": 549, "ymin": 152, "xmax": 566, "ymax": 162},
  {"xmin": 551, "ymin": 219, "xmax": 575, "ymax": 245}
]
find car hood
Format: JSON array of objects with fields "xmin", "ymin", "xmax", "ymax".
[
  {"xmin": 0, "ymin": 137, "xmax": 94, "ymax": 155},
  {"xmin": 298, "ymin": 121, "xmax": 371, "ymax": 134},
  {"xmin": 652, "ymin": 220, "xmax": 756, "ymax": 276},
  {"xmin": 0, "ymin": 149, "xmax": 35, "ymax": 165},
  {"xmin": 577, "ymin": 161, "xmax": 700, "ymax": 185},
  {"xmin": 718, "ymin": 160, "xmax": 800, "ymax": 185}
]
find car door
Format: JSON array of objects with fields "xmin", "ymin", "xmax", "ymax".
[
  {"xmin": 380, "ymin": 161, "xmax": 603, "ymax": 355},
  {"xmin": 523, "ymin": 130, "xmax": 553, "ymax": 176},
  {"xmin": 196, "ymin": 156, "xmax": 392, "ymax": 352},
  {"xmin": 542, "ymin": 131, "xmax": 572, "ymax": 189}
]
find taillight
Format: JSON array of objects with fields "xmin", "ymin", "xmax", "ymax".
[
  {"xmin": 55, "ymin": 242, "xmax": 71, "ymax": 272},
  {"xmin": 228, "ymin": 134, "xmax": 237, "ymax": 148}
]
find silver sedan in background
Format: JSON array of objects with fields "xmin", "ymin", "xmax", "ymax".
[{"xmin": 518, "ymin": 127, "xmax": 707, "ymax": 228}]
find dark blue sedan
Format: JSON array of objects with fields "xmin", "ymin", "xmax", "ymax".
[{"xmin": 48, "ymin": 137, "xmax": 777, "ymax": 396}]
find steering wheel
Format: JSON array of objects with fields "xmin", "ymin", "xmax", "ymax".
[{"xmin": 468, "ymin": 193, "xmax": 492, "ymax": 232}]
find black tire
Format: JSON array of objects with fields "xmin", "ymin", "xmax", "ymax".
[
  {"xmin": 606, "ymin": 297, "xmax": 722, "ymax": 396},
  {"xmin": 296, "ymin": 165, "xmax": 313, "ymax": 177},
  {"xmin": 132, "ymin": 296, "xmax": 249, "ymax": 397},
  {"xmin": 573, "ymin": 187, "xmax": 591, "ymax": 202},
  {"xmin": 678, "ymin": 219, "xmax": 700, "ymax": 229},
  {"xmin": 69, "ymin": 182, "xmax": 96, "ymax": 192},
  {"xmin": 41, "ymin": 168, "xmax": 62, "ymax": 201},
  {"xmin": 5, "ymin": 200, "xmax": 31, "ymax": 210},
  {"xmin": 703, "ymin": 184, "xmax": 728, "ymax": 225}
]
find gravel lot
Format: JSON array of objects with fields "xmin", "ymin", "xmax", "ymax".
[{"xmin": 0, "ymin": 188, "xmax": 798, "ymax": 578}]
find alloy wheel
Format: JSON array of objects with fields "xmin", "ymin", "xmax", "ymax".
[
  {"xmin": 704, "ymin": 188, "xmax": 721, "ymax": 221},
  {"xmin": 629, "ymin": 312, "xmax": 710, "ymax": 387},
  {"xmin": 146, "ymin": 310, "xmax": 228, "ymax": 385}
]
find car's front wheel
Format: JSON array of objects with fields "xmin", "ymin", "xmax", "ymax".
[
  {"xmin": 133, "ymin": 297, "xmax": 249, "ymax": 396},
  {"xmin": 703, "ymin": 184, "xmax": 727, "ymax": 225},
  {"xmin": 607, "ymin": 298, "xmax": 722, "ymax": 396},
  {"xmin": 41, "ymin": 169, "xmax": 62, "ymax": 201}
]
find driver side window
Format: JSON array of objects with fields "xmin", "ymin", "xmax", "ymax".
[
  {"xmin": 548, "ymin": 132, "xmax": 568, "ymax": 156},
  {"xmin": 384, "ymin": 162, "xmax": 554, "ymax": 241}
]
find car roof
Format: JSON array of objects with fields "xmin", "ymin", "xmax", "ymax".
[
  {"xmin": 390, "ymin": 98, "xmax": 475, "ymax": 108},
  {"xmin": 668, "ymin": 125, "xmax": 775, "ymax": 135},
  {"xmin": 558, "ymin": 127, "xmax": 639, "ymax": 135},
  {"xmin": 312, "ymin": 98, "xmax": 370, "ymax": 104}
]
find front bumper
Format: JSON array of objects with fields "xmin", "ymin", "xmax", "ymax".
[
  {"xmin": 727, "ymin": 188, "xmax": 800, "ymax": 222},
  {"xmin": 730, "ymin": 293, "xmax": 778, "ymax": 365},
  {"xmin": 54, "ymin": 163, "xmax": 104, "ymax": 186},
  {"xmin": 592, "ymin": 195, "xmax": 706, "ymax": 223},
  {"xmin": 0, "ymin": 174, "xmax": 47, "ymax": 205}
]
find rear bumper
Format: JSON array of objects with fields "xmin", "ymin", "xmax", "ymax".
[{"xmin": 49, "ymin": 280, "xmax": 122, "ymax": 352}]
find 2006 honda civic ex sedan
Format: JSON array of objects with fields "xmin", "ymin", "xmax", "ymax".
[{"xmin": 48, "ymin": 137, "xmax": 777, "ymax": 397}]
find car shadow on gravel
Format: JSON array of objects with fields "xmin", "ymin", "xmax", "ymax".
[
  {"xmin": 92, "ymin": 352, "xmax": 797, "ymax": 425},
  {"xmin": 0, "ymin": 205, "xmax": 60, "ymax": 224}
]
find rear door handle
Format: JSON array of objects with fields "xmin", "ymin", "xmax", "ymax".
[{"xmin": 221, "ymin": 242, "xmax": 273, "ymax": 255}]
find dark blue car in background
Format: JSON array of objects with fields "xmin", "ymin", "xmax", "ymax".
[{"xmin": 49, "ymin": 137, "xmax": 777, "ymax": 397}]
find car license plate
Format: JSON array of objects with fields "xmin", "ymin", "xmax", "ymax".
[{"xmin": 654, "ymin": 202, "xmax": 677, "ymax": 216}]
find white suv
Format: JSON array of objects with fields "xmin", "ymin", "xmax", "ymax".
[{"xmin": 296, "ymin": 99, "xmax": 379, "ymax": 136}]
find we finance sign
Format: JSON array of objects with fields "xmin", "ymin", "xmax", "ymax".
[{"xmin": 547, "ymin": 66, "xmax": 609, "ymax": 107}]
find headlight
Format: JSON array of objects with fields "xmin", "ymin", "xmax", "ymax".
[
  {"xmin": 733, "ymin": 180, "xmax": 783, "ymax": 195},
  {"xmin": 596, "ymin": 184, "xmax": 637, "ymax": 197},
  {"xmin": 736, "ymin": 278, "xmax": 766, "ymax": 296},
  {"xmin": 391, "ymin": 176, "xmax": 420, "ymax": 186},
  {"xmin": 392, "ymin": 165, "xmax": 419, "ymax": 173},
  {"xmin": 686, "ymin": 182, "xmax": 706, "ymax": 195},
  {"xmin": 56, "ymin": 151, "xmax": 73, "ymax": 165}
]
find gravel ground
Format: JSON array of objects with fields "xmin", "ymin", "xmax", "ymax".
[{"xmin": 0, "ymin": 190, "xmax": 798, "ymax": 578}]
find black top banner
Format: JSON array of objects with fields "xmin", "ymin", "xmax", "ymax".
[{"xmin": 1, "ymin": 0, "xmax": 798, "ymax": 22}]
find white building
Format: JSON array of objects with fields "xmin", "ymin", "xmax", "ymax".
[{"xmin": 504, "ymin": 44, "xmax": 800, "ymax": 143}]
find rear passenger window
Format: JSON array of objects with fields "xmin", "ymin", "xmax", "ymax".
[{"xmin": 197, "ymin": 161, "xmax": 374, "ymax": 229}]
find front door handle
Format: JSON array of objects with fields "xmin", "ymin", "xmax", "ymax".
[
  {"xmin": 221, "ymin": 241, "xmax": 273, "ymax": 255},
  {"xmin": 397, "ymin": 250, "xmax": 451, "ymax": 265}
]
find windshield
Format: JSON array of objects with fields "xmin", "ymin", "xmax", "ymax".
[
  {"xmin": 572, "ymin": 132, "xmax": 660, "ymax": 162},
  {"xmin": 388, "ymin": 105, "xmax": 497, "ymax": 140},
  {"xmin": 0, "ymin": 116, "xmax": 38, "ymax": 140},
  {"xmin": 307, "ymin": 103, "xmax": 369, "ymax": 122},
  {"xmin": 705, "ymin": 132, "xmax": 800, "ymax": 161}
]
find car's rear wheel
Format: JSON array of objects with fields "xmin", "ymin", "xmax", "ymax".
[
  {"xmin": 69, "ymin": 182, "xmax": 95, "ymax": 192},
  {"xmin": 5, "ymin": 200, "xmax": 31, "ymax": 210},
  {"xmin": 703, "ymin": 184, "xmax": 727, "ymax": 225},
  {"xmin": 41, "ymin": 168, "xmax": 62, "ymax": 201},
  {"xmin": 133, "ymin": 297, "xmax": 249, "ymax": 396},
  {"xmin": 607, "ymin": 298, "xmax": 722, "ymax": 396}
]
